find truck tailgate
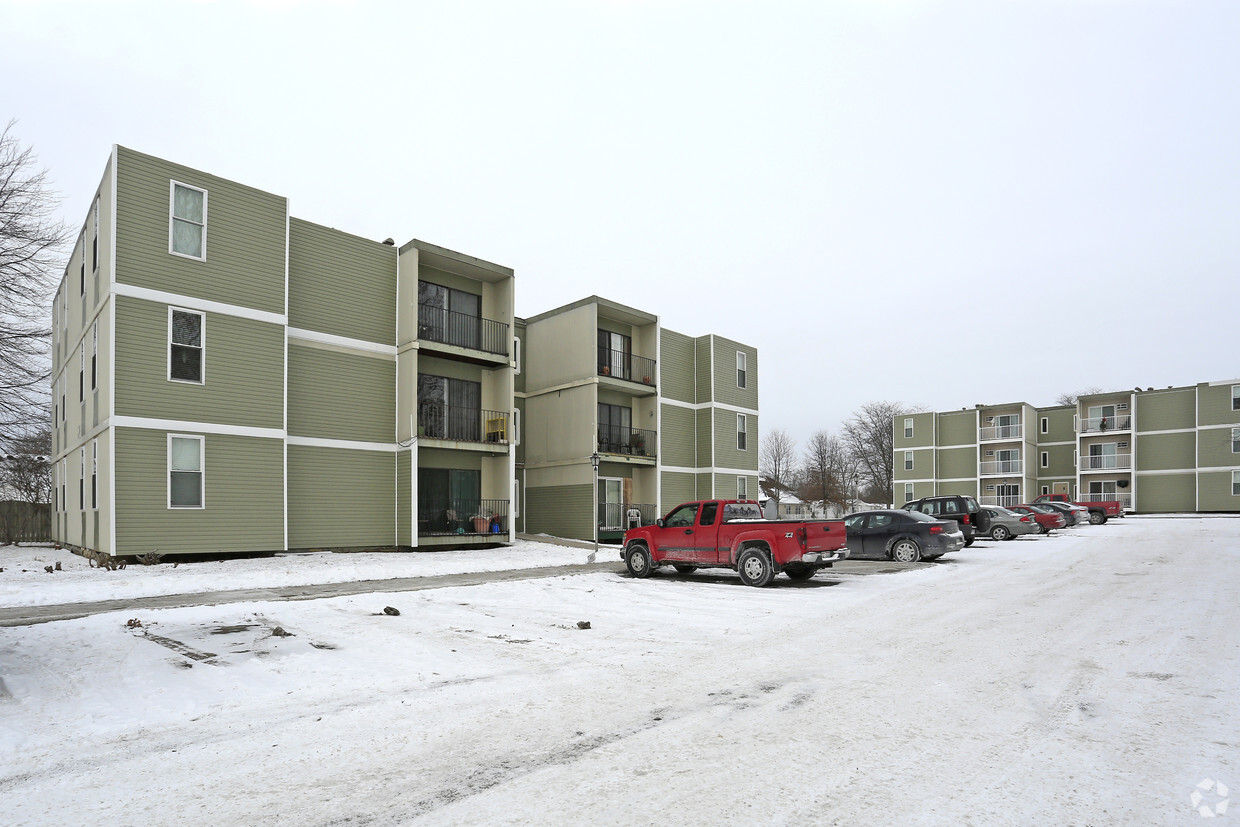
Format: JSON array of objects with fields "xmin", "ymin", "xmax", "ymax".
[{"xmin": 802, "ymin": 521, "xmax": 847, "ymax": 552}]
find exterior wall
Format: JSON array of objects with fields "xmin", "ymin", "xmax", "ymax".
[
  {"xmin": 937, "ymin": 446, "xmax": 977, "ymax": 481},
  {"xmin": 288, "ymin": 218, "xmax": 396, "ymax": 345},
  {"xmin": 1196, "ymin": 382, "xmax": 1240, "ymax": 428},
  {"xmin": 1136, "ymin": 432, "xmax": 1196, "ymax": 472},
  {"xmin": 658, "ymin": 329, "xmax": 695, "ymax": 404},
  {"xmin": 694, "ymin": 337, "xmax": 712, "ymax": 403},
  {"xmin": 660, "ymin": 471, "xmax": 695, "ymax": 514},
  {"xmin": 1198, "ymin": 427, "xmax": 1240, "ymax": 468},
  {"xmin": 1199, "ymin": 471, "xmax": 1240, "ymax": 512},
  {"xmin": 288, "ymin": 344, "xmax": 395, "ymax": 443},
  {"xmin": 714, "ymin": 411, "xmax": 756, "ymax": 472},
  {"xmin": 1136, "ymin": 388, "xmax": 1196, "ymax": 432},
  {"xmin": 894, "ymin": 412, "xmax": 934, "ymax": 451},
  {"xmin": 1135, "ymin": 473, "xmax": 1196, "ymax": 512},
  {"xmin": 711, "ymin": 336, "xmax": 758, "ymax": 411},
  {"xmin": 287, "ymin": 445, "xmax": 395, "ymax": 549},
  {"xmin": 937, "ymin": 411, "xmax": 976, "ymax": 446},
  {"xmin": 524, "ymin": 482, "xmax": 593, "ymax": 539},
  {"xmin": 1038, "ymin": 408, "xmax": 1076, "ymax": 444},
  {"xmin": 113, "ymin": 428, "xmax": 284, "ymax": 555}
]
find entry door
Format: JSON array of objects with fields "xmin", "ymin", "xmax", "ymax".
[
  {"xmin": 996, "ymin": 449, "xmax": 1019, "ymax": 474},
  {"xmin": 599, "ymin": 478, "xmax": 623, "ymax": 529},
  {"xmin": 1088, "ymin": 480, "xmax": 1117, "ymax": 498},
  {"xmin": 1053, "ymin": 481, "xmax": 1071, "ymax": 497},
  {"xmin": 996, "ymin": 484, "xmax": 1020, "ymax": 507},
  {"xmin": 996, "ymin": 414, "xmax": 1019, "ymax": 439},
  {"xmin": 1089, "ymin": 443, "xmax": 1117, "ymax": 470}
]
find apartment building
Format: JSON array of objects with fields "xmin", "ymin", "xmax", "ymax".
[
  {"xmin": 50, "ymin": 146, "xmax": 516, "ymax": 557},
  {"xmin": 515, "ymin": 298, "xmax": 760, "ymax": 543},
  {"xmin": 893, "ymin": 381, "xmax": 1240, "ymax": 513}
]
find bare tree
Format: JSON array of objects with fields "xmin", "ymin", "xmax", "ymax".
[
  {"xmin": 799, "ymin": 429, "xmax": 854, "ymax": 515},
  {"xmin": 841, "ymin": 401, "xmax": 915, "ymax": 507},
  {"xmin": 1054, "ymin": 387, "xmax": 1103, "ymax": 406},
  {"xmin": 0, "ymin": 426, "xmax": 51, "ymax": 543},
  {"xmin": 759, "ymin": 428, "xmax": 797, "ymax": 505},
  {"xmin": 0, "ymin": 121, "xmax": 67, "ymax": 444}
]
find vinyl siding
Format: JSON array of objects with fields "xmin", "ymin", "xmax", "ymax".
[
  {"xmin": 114, "ymin": 147, "xmax": 286, "ymax": 315},
  {"xmin": 937, "ymin": 446, "xmax": 977, "ymax": 480},
  {"xmin": 287, "ymin": 343, "xmax": 395, "ymax": 443},
  {"xmin": 659, "ymin": 404, "xmax": 696, "ymax": 467},
  {"xmin": 938, "ymin": 479, "xmax": 978, "ymax": 498},
  {"xmin": 287, "ymin": 445, "xmax": 395, "ymax": 548},
  {"xmin": 659, "ymin": 329, "xmax": 696, "ymax": 404},
  {"xmin": 660, "ymin": 471, "xmax": 696, "ymax": 514},
  {"xmin": 1041, "ymin": 444, "xmax": 1076, "ymax": 477},
  {"xmin": 1136, "ymin": 473, "xmax": 1196, "ymax": 512},
  {"xmin": 696, "ymin": 409, "xmax": 713, "ymax": 464},
  {"xmin": 716, "ymin": 411, "xmax": 757, "ymax": 471},
  {"xmin": 938, "ymin": 412, "xmax": 976, "ymax": 446},
  {"xmin": 1198, "ymin": 470, "xmax": 1239, "ymax": 512},
  {"xmin": 288, "ymin": 218, "xmax": 396, "ymax": 345},
  {"xmin": 712, "ymin": 336, "xmax": 758, "ymax": 411},
  {"xmin": 114, "ymin": 295, "xmax": 284, "ymax": 429},
  {"xmin": 1198, "ymin": 427, "xmax": 1240, "ymax": 468},
  {"xmin": 398, "ymin": 450, "xmax": 412, "ymax": 547},
  {"xmin": 1136, "ymin": 388, "xmax": 1196, "ymax": 432},
  {"xmin": 1136, "ymin": 432, "xmax": 1196, "ymax": 471},
  {"xmin": 1038, "ymin": 408, "xmax": 1076, "ymax": 444},
  {"xmin": 694, "ymin": 337, "xmax": 712, "ymax": 402},
  {"xmin": 114, "ymin": 428, "xmax": 284, "ymax": 555},
  {"xmin": 1197, "ymin": 383, "xmax": 1240, "ymax": 428},
  {"xmin": 525, "ymin": 484, "xmax": 592, "ymax": 540},
  {"xmin": 895, "ymin": 412, "xmax": 934, "ymax": 450}
]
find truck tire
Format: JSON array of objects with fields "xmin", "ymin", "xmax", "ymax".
[
  {"xmin": 889, "ymin": 538, "xmax": 922, "ymax": 563},
  {"xmin": 625, "ymin": 544, "xmax": 654, "ymax": 578},
  {"xmin": 1089, "ymin": 511, "xmax": 1107, "ymax": 525},
  {"xmin": 672, "ymin": 564, "xmax": 698, "ymax": 574},
  {"xmin": 783, "ymin": 563, "xmax": 816, "ymax": 581},
  {"xmin": 737, "ymin": 547, "xmax": 775, "ymax": 587}
]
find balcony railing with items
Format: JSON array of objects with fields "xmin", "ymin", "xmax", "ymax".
[
  {"xmin": 979, "ymin": 423, "xmax": 1022, "ymax": 441},
  {"xmin": 598, "ymin": 425, "xmax": 656, "ymax": 459},
  {"xmin": 598, "ymin": 502, "xmax": 657, "ymax": 531},
  {"xmin": 418, "ymin": 303, "xmax": 510, "ymax": 356},
  {"xmin": 979, "ymin": 460, "xmax": 1022, "ymax": 475},
  {"xmin": 1080, "ymin": 415, "xmax": 1131, "ymax": 434},
  {"xmin": 418, "ymin": 404, "xmax": 510, "ymax": 445},
  {"xmin": 419, "ymin": 498, "xmax": 509, "ymax": 537},
  {"xmin": 597, "ymin": 348, "xmax": 657, "ymax": 387},
  {"xmin": 1079, "ymin": 453, "xmax": 1132, "ymax": 471}
]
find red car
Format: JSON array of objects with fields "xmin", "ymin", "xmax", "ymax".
[{"xmin": 1010, "ymin": 504, "xmax": 1066, "ymax": 534}]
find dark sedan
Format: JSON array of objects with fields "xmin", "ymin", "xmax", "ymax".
[
  {"xmin": 1034, "ymin": 500, "xmax": 1086, "ymax": 527},
  {"xmin": 843, "ymin": 509, "xmax": 966, "ymax": 563}
]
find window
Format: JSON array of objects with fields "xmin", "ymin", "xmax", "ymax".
[
  {"xmin": 1041, "ymin": 451, "xmax": 1049, "ymax": 468},
  {"xmin": 737, "ymin": 351, "xmax": 747, "ymax": 389},
  {"xmin": 91, "ymin": 441, "xmax": 98, "ymax": 510},
  {"xmin": 596, "ymin": 329, "xmax": 632, "ymax": 380},
  {"xmin": 737, "ymin": 414, "xmax": 747, "ymax": 450},
  {"xmin": 904, "ymin": 418, "xmax": 913, "ymax": 439},
  {"xmin": 597, "ymin": 403, "xmax": 635, "ymax": 454},
  {"xmin": 92, "ymin": 196, "xmax": 99, "ymax": 271},
  {"xmin": 666, "ymin": 503, "xmax": 699, "ymax": 527},
  {"xmin": 1234, "ymin": 470, "xmax": 1240, "ymax": 496},
  {"xmin": 79, "ymin": 248, "xmax": 85, "ymax": 296},
  {"xmin": 1042, "ymin": 486, "xmax": 1050, "ymax": 496},
  {"xmin": 91, "ymin": 322, "xmax": 97, "ymax": 390},
  {"xmin": 169, "ymin": 435, "xmax": 204, "ymax": 508},
  {"xmin": 513, "ymin": 336, "xmax": 521, "ymax": 375},
  {"xmin": 170, "ymin": 182, "xmax": 206, "ymax": 259},
  {"xmin": 419, "ymin": 281, "xmax": 483, "ymax": 350},
  {"xmin": 169, "ymin": 308, "xmax": 204, "ymax": 383},
  {"xmin": 418, "ymin": 375, "xmax": 481, "ymax": 441},
  {"xmin": 904, "ymin": 451, "xmax": 914, "ymax": 470},
  {"xmin": 418, "ymin": 467, "xmax": 481, "ymax": 532},
  {"xmin": 904, "ymin": 483, "xmax": 914, "ymax": 503},
  {"xmin": 1040, "ymin": 417, "xmax": 1049, "ymax": 434},
  {"xmin": 78, "ymin": 344, "xmax": 84, "ymax": 402},
  {"xmin": 1233, "ymin": 385, "xmax": 1240, "ymax": 411},
  {"xmin": 79, "ymin": 448, "xmax": 85, "ymax": 510},
  {"xmin": 60, "ymin": 460, "xmax": 66, "ymax": 512},
  {"xmin": 1233, "ymin": 427, "xmax": 1240, "ymax": 454},
  {"xmin": 737, "ymin": 477, "xmax": 747, "ymax": 500},
  {"xmin": 701, "ymin": 502, "xmax": 719, "ymax": 526}
]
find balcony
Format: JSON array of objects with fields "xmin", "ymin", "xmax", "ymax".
[
  {"xmin": 980, "ymin": 494, "xmax": 1022, "ymax": 507},
  {"xmin": 598, "ymin": 502, "xmax": 657, "ymax": 531},
  {"xmin": 979, "ymin": 460, "xmax": 1022, "ymax": 475},
  {"xmin": 418, "ymin": 404, "xmax": 510, "ymax": 446},
  {"xmin": 980, "ymin": 424, "xmax": 1022, "ymax": 441},
  {"xmin": 419, "ymin": 498, "xmax": 509, "ymax": 537},
  {"xmin": 598, "ymin": 425, "xmax": 656, "ymax": 459},
  {"xmin": 597, "ymin": 348, "xmax": 656, "ymax": 388},
  {"xmin": 1079, "ymin": 492, "xmax": 1133, "ymax": 510},
  {"xmin": 1079, "ymin": 453, "xmax": 1132, "ymax": 472},
  {"xmin": 1080, "ymin": 415, "xmax": 1131, "ymax": 434},
  {"xmin": 418, "ymin": 303, "xmax": 509, "ymax": 357}
]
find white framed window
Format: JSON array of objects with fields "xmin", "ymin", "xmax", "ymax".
[
  {"xmin": 78, "ymin": 344, "xmax": 85, "ymax": 402},
  {"xmin": 79, "ymin": 448, "xmax": 85, "ymax": 510},
  {"xmin": 737, "ymin": 414, "xmax": 747, "ymax": 451},
  {"xmin": 904, "ymin": 418, "xmax": 913, "ymax": 439},
  {"xmin": 1040, "ymin": 417, "xmax": 1049, "ymax": 434},
  {"xmin": 91, "ymin": 322, "xmax": 98, "ymax": 391},
  {"xmin": 1041, "ymin": 485, "xmax": 1050, "ymax": 495},
  {"xmin": 92, "ymin": 195, "xmax": 100, "ymax": 271},
  {"xmin": 91, "ymin": 440, "xmax": 98, "ymax": 510},
  {"xmin": 169, "ymin": 181, "xmax": 207, "ymax": 259},
  {"xmin": 169, "ymin": 434, "xmax": 204, "ymax": 509},
  {"xmin": 1232, "ymin": 427, "xmax": 1240, "ymax": 454},
  {"xmin": 60, "ymin": 460, "xmax": 66, "ymax": 512},
  {"xmin": 904, "ymin": 451, "xmax": 914, "ymax": 470},
  {"xmin": 1233, "ymin": 470, "xmax": 1240, "ymax": 496},
  {"xmin": 1233, "ymin": 385, "xmax": 1240, "ymax": 411},
  {"xmin": 169, "ymin": 307, "xmax": 204, "ymax": 383},
  {"xmin": 904, "ymin": 483, "xmax": 914, "ymax": 503},
  {"xmin": 737, "ymin": 476, "xmax": 747, "ymax": 500},
  {"xmin": 1041, "ymin": 451, "xmax": 1049, "ymax": 468},
  {"xmin": 736, "ymin": 351, "xmax": 747, "ymax": 389},
  {"xmin": 513, "ymin": 407, "xmax": 521, "ymax": 446}
]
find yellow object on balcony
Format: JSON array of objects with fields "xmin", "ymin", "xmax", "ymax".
[{"xmin": 485, "ymin": 417, "xmax": 507, "ymax": 443}]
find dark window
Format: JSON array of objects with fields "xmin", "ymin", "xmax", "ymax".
[
  {"xmin": 598, "ymin": 403, "xmax": 632, "ymax": 453},
  {"xmin": 737, "ymin": 351, "xmax": 747, "ymax": 388},
  {"xmin": 418, "ymin": 467, "xmax": 481, "ymax": 532},
  {"xmin": 418, "ymin": 375, "xmax": 481, "ymax": 441},
  {"xmin": 598, "ymin": 329, "xmax": 633, "ymax": 380},
  {"xmin": 418, "ymin": 282, "xmax": 481, "ymax": 349},
  {"xmin": 665, "ymin": 503, "xmax": 699, "ymax": 527},
  {"xmin": 170, "ymin": 310, "xmax": 203, "ymax": 382},
  {"xmin": 700, "ymin": 502, "xmax": 719, "ymax": 526}
]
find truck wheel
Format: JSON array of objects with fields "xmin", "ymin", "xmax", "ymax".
[
  {"xmin": 672, "ymin": 564, "xmax": 698, "ymax": 574},
  {"xmin": 737, "ymin": 547, "xmax": 775, "ymax": 587},
  {"xmin": 1089, "ymin": 512, "xmax": 1107, "ymax": 525},
  {"xmin": 890, "ymin": 538, "xmax": 922, "ymax": 563},
  {"xmin": 990, "ymin": 525, "xmax": 1010, "ymax": 541},
  {"xmin": 784, "ymin": 563, "xmax": 816, "ymax": 581},
  {"xmin": 625, "ymin": 545, "xmax": 654, "ymax": 578}
]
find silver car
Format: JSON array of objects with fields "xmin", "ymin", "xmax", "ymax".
[{"xmin": 980, "ymin": 506, "xmax": 1039, "ymax": 541}]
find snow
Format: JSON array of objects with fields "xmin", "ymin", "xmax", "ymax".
[{"xmin": 2, "ymin": 518, "xmax": 1238, "ymax": 825}]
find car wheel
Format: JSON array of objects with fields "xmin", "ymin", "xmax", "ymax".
[
  {"xmin": 784, "ymin": 563, "xmax": 816, "ymax": 581},
  {"xmin": 1089, "ymin": 512, "xmax": 1106, "ymax": 525},
  {"xmin": 737, "ymin": 547, "xmax": 775, "ymax": 587},
  {"xmin": 1037, "ymin": 523, "xmax": 1048, "ymax": 535},
  {"xmin": 625, "ymin": 545, "xmax": 654, "ymax": 578},
  {"xmin": 990, "ymin": 525, "xmax": 1010, "ymax": 541},
  {"xmin": 890, "ymin": 538, "xmax": 921, "ymax": 563},
  {"xmin": 672, "ymin": 564, "xmax": 698, "ymax": 574}
]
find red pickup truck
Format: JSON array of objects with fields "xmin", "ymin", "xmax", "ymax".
[
  {"xmin": 1032, "ymin": 494, "xmax": 1124, "ymax": 524},
  {"xmin": 621, "ymin": 500, "xmax": 850, "ymax": 587}
]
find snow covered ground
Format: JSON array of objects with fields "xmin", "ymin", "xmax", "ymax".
[{"xmin": 1, "ymin": 518, "xmax": 1238, "ymax": 825}]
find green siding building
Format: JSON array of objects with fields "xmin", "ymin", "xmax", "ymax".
[{"xmin": 893, "ymin": 383, "xmax": 1240, "ymax": 513}]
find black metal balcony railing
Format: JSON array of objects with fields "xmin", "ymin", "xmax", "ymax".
[
  {"xmin": 418, "ymin": 303, "xmax": 509, "ymax": 356},
  {"xmin": 598, "ymin": 425, "xmax": 656, "ymax": 458},
  {"xmin": 418, "ymin": 404, "xmax": 510, "ymax": 444},
  {"xmin": 598, "ymin": 502, "xmax": 657, "ymax": 531},
  {"xmin": 597, "ymin": 348, "xmax": 656, "ymax": 386},
  {"xmin": 419, "ymin": 498, "xmax": 510, "ymax": 537}
]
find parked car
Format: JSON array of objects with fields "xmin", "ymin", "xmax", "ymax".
[
  {"xmin": 1033, "ymin": 493, "xmax": 1123, "ymax": 524},
  {"xmin": 1035, "ymin": 500, "xmax": 1088, "ymax": 527},
  {"xmin": 902, "ymin": 495, "xmax": 991, "ymax": 547},
  {"xmin": 979, "ymin": 506, "xmax": 1039, "ymax": 541},
  {"xmin": 1009, "ymin": 504, "xmax": 1067, "ymax": 534},
  {"xmin": 843, "ymin": 509, "xmax": 965, "ymax": 562}
]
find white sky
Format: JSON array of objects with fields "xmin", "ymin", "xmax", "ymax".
[{"xmin": 4, "ymin": 0, "xmax": 1237, "ymax": 449}]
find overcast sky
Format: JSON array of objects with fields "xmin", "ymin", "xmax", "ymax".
[{"xmin": 5, "ymin": 0, "xmax": 1237, "ymax": 450}]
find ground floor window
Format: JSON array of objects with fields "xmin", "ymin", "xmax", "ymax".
[
  {"xmin": 419, "ymin": 467, "xmax": 482, "ymax": 533},
  {"xmin": 169, "ymin": 435, "xmax": 204, "ymax": 508},
  {"xmin": 904, "ymin": 483, "xmax": 914, "ymax": 503},
  {"xmin": 1233, "ymin": 470, "xmax": 1240, "ymax": 496},
  {"xmin": 737, "ymin": 476, "xmax": 747, "ymax": 500}
]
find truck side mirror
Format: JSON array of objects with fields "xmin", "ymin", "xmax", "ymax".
[{"xmin": 655, "ymin": 518, "xmax": 664, "ymax": 528}]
